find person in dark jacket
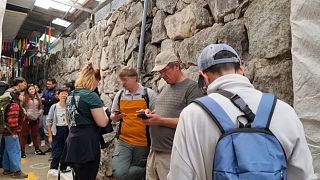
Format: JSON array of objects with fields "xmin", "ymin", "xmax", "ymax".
[{"xmin": 40, "ymin": 78, "xmax": 58, "ymax": 149}]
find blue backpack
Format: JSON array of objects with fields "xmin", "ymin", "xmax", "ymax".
[{"xmin": 193, "ymin": 90, "xmax": 288, "ymax": 180}]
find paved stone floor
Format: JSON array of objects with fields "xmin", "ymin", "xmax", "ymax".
[{"xmin": 0, "ymin": 145, "xmax": 51, "ymax": 180}]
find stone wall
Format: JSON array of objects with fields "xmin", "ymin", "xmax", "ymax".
[{"xmin": 47, "ymin": 0, "xmax": 292, "ymax": 178}]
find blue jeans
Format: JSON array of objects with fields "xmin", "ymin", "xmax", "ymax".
[
  {"xmin": 0, "ymin": 135, "xmax": 4, "ymax": 167},
  {"xmin": 2, "ymin": 135, "xmax": 21, "ymax": 172},
  {"xmin": 112, "ymin": 140, "xmax": 149, "ymax": 180}
]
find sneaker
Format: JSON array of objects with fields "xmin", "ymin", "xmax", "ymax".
[
  {"xmin": 21, "ymin": 151, "xmax": 26, "ymax": 158},
  {"xmin": 3, "ymin": 170, "xmax": 13, "ymax": 175},
  {"xmin": 11, "ymin": 171, "xmax": 28, "ymax": 178},
  {"xmin": 35, "ymin": 149, "xmax": 46, "ymax": 155},
  {"xmin": 61, "ymin": 169, "xmax": 71, "ymax": 173},
  {"xmin": 28, "ymin": 142, "xmax": 33, "ymax": 147},
  {"xmin": 41, "ymin": 140, "xmax": 45, "ymax": 147}
]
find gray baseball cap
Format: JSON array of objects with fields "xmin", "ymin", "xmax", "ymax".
[{"xmin": 197, "ymin": 44, "xmax": 241, "ymax": 88}]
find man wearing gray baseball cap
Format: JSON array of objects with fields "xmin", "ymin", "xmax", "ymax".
[
  {"xmin": 168, "ymin": 44, "xmax": 316, "ymax": 180},
  {"xmin": 140, "ymin": 51, "xmax": 203, "ymax": 180}
]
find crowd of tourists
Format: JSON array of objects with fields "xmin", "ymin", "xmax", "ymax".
[{"xmin": 0, "ymin": 44, "xmax": 317, "ymax": 180}]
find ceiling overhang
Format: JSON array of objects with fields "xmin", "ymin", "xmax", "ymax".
[{"xmin": 2, "ymin": 9, "xmax": 27, "ymax": 41}]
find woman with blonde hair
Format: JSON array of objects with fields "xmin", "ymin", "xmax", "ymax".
[{"xmin": 62, "ymin": 62, "xmax": 109, "ymax": 180}]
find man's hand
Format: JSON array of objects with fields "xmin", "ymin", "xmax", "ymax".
[
  {"xmin": 111, "ymin": 110, "xmax": 125, "ymax": 121},
  {"xmin": 12, "ymin": 134, "xmax": 18, "ymax": 139},
  {"xmin": 142, "ymin": 113, "xmax": 162, "ymax": 126}
]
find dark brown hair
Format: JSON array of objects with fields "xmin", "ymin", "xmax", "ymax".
[{"xmin": 23, "ymin": 84, "xmax": 42, "ymax": 110}]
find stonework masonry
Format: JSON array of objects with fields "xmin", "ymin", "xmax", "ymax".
[{"xmin": 47, "ymin": 0, "xmax": 295, "ymax": 179}]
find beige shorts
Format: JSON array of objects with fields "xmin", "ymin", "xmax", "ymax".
[{"xmin": 146, "ymin": 149, "xmax": 171, "ymax": 180}]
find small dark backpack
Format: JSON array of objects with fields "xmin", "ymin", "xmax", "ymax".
[
  {"xmin": 193, "ymin": 90, "xmax": 288, "ymax": 180},
  {"xmin": 0, "ymin": 94, "xmax": 13, "ymax": 134},
  {"xmin": 0, "ymin": 81, "xmax": 9, "ymax": 96}
]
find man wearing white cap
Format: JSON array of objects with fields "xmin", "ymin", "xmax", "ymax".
[
  {"xmin": 141, "ymin": 51, "xmax": 203, "ymax": 180},
  {"xmin": 167, "ymin": 44, "xmax": 316, "ymax": 180}
]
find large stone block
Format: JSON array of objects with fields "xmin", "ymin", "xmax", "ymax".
[
  {"xmin": 178, "ymin": 23, "xmax": 223, "ymax": 67},
  {"xmin": 207, "ymin": 0, "xmax": 240, "ymax": 23},
  {"xmin": 125, "ymin": 27, "xmax": 140, "ymax": 61},
  {"xmin": 125, "ymin": 2, "xmax": 144, "ymax": 31},
  {"xmin": 217, "ymin": 19, "xmax": 248, "ymax": 58},
  {"xmin": 144, "ymin": 43, "xmax": 159, "ymax": 74},
  {"xmin": 245, "ymin": 58, "xmax": 293, "ymax": 105},
  {"xmin": 161, "ymin": 39, "xmax": 180, "ymax": 55},
  {"xmin": 111, "ymin": 12, "xmax": 126, "ymax": 38},
  {"xmin": 181, "ymin": 65, "xmax": 199, "ymax": 82},
  {"xmin": 87, "ymin": 30, "xmax": 97, "ymax": 50},
  {"xmin": 92, "ymin": 46, "xmax": 102, "ymax": 69},
  {"xmin": 151, "ymin": 10, "xmax": 167, "ymax": 44},
  {"xmin": 100, "ymin": 47, "xmax": 109, "ymax": 71},
  {"xmin": 164, "ymin": 3, "xmax": 212, "ymax": 40},
  {"xmin": 244, "ymin": 0, "xmax": 291, "ymax": 58},
  {"xmin": 103, "ymin": 70, "xmax": 122, "ymax": 94},
  {"xmin": 190, "ymin": 2, "xmax": 213, "ymax": 29},
  {"xmin": 126, "ymin": 51, "xmax": 138, "ymax": 69},
  {"xmin": 107, "ymin": 35, "xmax": 126, "ymax": 68},
  {"xmin": 156, "ymin": 0, "xmax": 178, "ymax": 14},
  {"xmin": 96, "ymin": 23, "xmax": 105, "ymax": 47},
  {"xmin": 165, "ymin": 5, "xmax": 195, "ymax": 40}
]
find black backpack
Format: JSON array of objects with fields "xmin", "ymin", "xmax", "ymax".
[{"xmin": 0, "ymin": 81, "xmax": 9, "ymax": 96}]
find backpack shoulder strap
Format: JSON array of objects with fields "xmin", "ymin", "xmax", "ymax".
[
  {"xmin": 117, "ymin": 90, "xmax": 124, "ymax": 107},
  {"xmin": 216, "ymin": 89, "xmax": 255, "ymax": 123},
  {"xmin": 193, "ymin": 96, "xmax": 236, "ymax": 134},
  {"xmin": 252, "ymin": 93, "xmax": 277, "ymax": 129},
  {"xmin": 142, "ymin": 88, "xmax": 150, "ymax": 109}
]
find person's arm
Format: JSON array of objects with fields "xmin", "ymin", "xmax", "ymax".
[
  {"xmin": 168, "ymin": 107, "xmax": 198, "ymax": 180},
  {"xmin": 137, "ymin": 108, "xmax": 178, "ymax": 128},
  {"xmin": 91, "ymin": 107, "xmax": 109, "ymax": 127},
  {"xmin": 48, "ymin": 124, "xmax": 53, "ymax": 144},
  {"xmin": 46, "ymin": 105, "xmax": 55, "ymax": 143},
  {"xmin": 283, "ymin": 112, "xmax": 318, "ymax": 180},
  {"xmin": 110, "ymin": 91, "xmax": 123, "ymax": 122},
  {"xmin": 110, "ymin": 111, "xmax": 123, "ymax": 122},
  {"xmin": 142, "ymin": 113, "xmax": 178, "ymax": 129}
]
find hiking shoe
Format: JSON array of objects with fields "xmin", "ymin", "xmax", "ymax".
[
  {"xmin": 21, "ymin": 151, "xmax": 26, "ymax": 158},
  {"xmin": 11, "ymin": 171, "xmax": 28, "ymax": 178},
  {"xmin": 3, "ymin": 170, "xmax": 13, "ymax": 175},
  {"xmin": 35, "ymin": 149, "xmax": 46, "ymax": 155}
]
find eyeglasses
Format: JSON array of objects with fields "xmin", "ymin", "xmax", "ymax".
[{"xmin": 159, "ymin": 65, "xmax": 173, "ymax": 74}]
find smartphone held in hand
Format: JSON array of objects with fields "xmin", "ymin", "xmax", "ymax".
[{"xmin": 137, "ymin": 113, "xmax": 149, "ymax": 120}]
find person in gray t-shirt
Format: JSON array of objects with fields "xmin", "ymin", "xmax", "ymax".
[{"xmin": 140, "ymin": 51, "xmax": 203, "ymax": 180}]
